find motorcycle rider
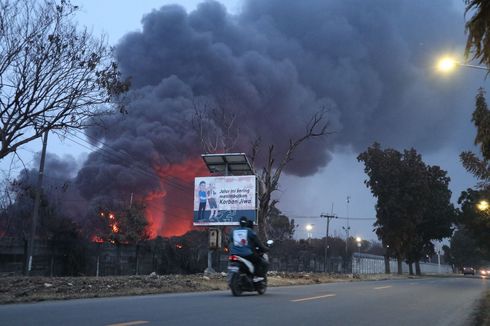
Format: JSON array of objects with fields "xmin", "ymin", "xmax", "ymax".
[{"xmin": 230, "ymin": 216, "xmax": 269, "ymax": 282}]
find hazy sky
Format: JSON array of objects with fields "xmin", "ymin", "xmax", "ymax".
[{"xmin": 1, "ymin": 0, "xmax": 483, "ymax": 242}]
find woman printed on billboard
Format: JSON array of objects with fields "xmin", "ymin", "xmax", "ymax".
[{"xmin": 207, "ymin": 183, "xmax": 218, "ymax": 221}]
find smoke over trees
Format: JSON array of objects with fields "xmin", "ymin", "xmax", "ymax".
[{"xmin": 70, "ymin": 0, "xmax": 475, "ymax": 237}]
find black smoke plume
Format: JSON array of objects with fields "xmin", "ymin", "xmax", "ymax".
[{"xmin": 76, "ymin": 0, "xmax": 476, "ymax": 235}]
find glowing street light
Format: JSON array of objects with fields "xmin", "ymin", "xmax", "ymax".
[
  {"xmin": 305, "ymin": 224, "xmax": 314, "ymax": 239},
  {"xmin": 356, "ymin": 236, "xmax": 362, "ymax": 274},
  {"xmin": 437, "ymin": 57, "xmax": 458, "ymax": 72},
  {"xmin": 477, "ymin": 200, "xmax": 489, "ymax": 212},
  {"xmin": 436, "ymin": 56, "xmax": 488, "ymax": 73}
]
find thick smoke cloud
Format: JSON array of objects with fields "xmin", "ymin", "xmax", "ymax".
[
  {"xmin": 3, "ymin": 153, "xmax": 86, "ymax": 237},
  {"xmin": 77, "ymin": 0, "xmax": 476, "ymax": 234}
]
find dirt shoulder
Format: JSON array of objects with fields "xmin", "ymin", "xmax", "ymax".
[
  {"xmin": 0, "ymin": 272, "xmax": 426, "ymax": 304},
  {"xmin": 472, "ymin": 289, "xmax": 490, "ymax": 326}
]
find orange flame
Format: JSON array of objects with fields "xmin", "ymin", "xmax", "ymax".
[
  {"xmin": 145, "ymin": 158, "xmax": 210, "ymax": 237},
  {"xmin": 91, "ymin": 235, "xmax": 104, "ymax": 243}
]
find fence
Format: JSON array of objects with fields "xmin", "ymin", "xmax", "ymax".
[
  {"xmin": 351, "ymin": 253, "xmax": 453, "ymax": 274},
  {"xmin": 0, "ymin": 237, "xmax": 209, "ymax": 276},
  {"xmin": 0, "ymin": 238, "xmax": 454, "ymax": 276}
]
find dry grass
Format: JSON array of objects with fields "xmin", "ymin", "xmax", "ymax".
[{"xmin": 0, "ymin": 272, "xmax": 413, "ymax": 304}]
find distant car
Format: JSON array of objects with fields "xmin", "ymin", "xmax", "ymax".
[
  {"xmin": 480, "ymin": 267, "xmax": 490, "ymax": 278},
  {"xmin": 462, "ymin": 267, "xmax": 475, "ymax": 275}
]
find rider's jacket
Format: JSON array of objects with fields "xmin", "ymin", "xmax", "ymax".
[{"xmin": 229, "ymin": 226, "xmax": 267, "ymax": 256}]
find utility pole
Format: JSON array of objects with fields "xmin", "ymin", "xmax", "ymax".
[
  {"xmin": 321, "ymin": 211, "xmax": 337, "ymax": 273},
  {"xmin": 26, "ymin": 131, "xmax": 49, "ymax": 275},
  {"xmin": 343, "ymin": 196, "xmax": 351, "ymax": 273}
]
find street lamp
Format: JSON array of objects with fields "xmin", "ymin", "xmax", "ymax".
[
  {"xmin": 477, "ymin": 199, "xmax": 489, "ymax": 212},
  {"xmin": 305, "ymin": 224, "xmax": 314, "ymax": 239},
  {"xmin": 436, "ymin": 56, "xmax": 488, "ymax": 73},
  {"xmin": 356, "ymin": 236, "xmax": 362, "ymax": 274}
]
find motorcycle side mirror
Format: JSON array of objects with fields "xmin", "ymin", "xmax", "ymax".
[{"xmin": 266, "ymin": 240, "xmax": 274, "ymax": 246}]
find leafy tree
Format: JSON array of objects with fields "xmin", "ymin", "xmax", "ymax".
[
  {"xmin": 358, "ymin": 143, "xmax": 456, "ymax": 275},
  {"xmin": 458, "ymin": 188, "xmax": 490, "ymax": 257},
  {"xmin": 458, "ymin": 89, "xmax": 490, "ymax": 259},
  {"xmin": 358, "ymin": 143, "xmax": 408, "ymax": 273},
  {"xmin": 406, "ymin": 165, "xmax": 456, "ymax": 274},
  {"xmin": 89, "ymin": 203, "xmax": 149, "ymax": 245},
  {"xmin": 0, "ymin": 0, "xmax": 129, "ymax": 160},
  {"xmin": 460, "ymin": 89, "xmax": 490, "ymax": 189},
  {"xmin": 266, "ymin": 207, "xmax": 296, "ymax": 241},
  {"xmin": 444, "ymin": 228, "xmax": 486, "ymax": 270},
  {"xmin": 464, "ymin": 0, "xmax": 490, "ymax": 68}
]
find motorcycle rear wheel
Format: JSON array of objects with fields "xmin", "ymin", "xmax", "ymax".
[{"xmin": 230, "ymin": 273, "xmax": 242, "ymax": 296}]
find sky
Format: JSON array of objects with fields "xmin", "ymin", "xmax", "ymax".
[{"xmin": 1, "ymin": 0, "xmax": 484, "ymax": 242}]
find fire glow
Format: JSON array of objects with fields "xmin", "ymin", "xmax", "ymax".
[
  {"xmin": 90, "ymin": 211, "xmax": 120, "ymax": 243},
  {"xmin": 145, "ymin": 158, "xmax": 210, "ymax": 238}
]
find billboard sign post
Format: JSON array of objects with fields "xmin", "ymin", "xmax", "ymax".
[{"xmin": 193, "ymin": 175, "xmax": 257, "ymax": 226}]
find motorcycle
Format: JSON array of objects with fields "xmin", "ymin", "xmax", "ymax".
[{"xmin": 227, "ymin": 240, "xmax": 273, "ymax": 296}]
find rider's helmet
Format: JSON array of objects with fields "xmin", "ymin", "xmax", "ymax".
[
  {"xmin": 247, "ymin": 220, "xmax": 254, "ymax": 229},
  {"xmin": 239, "ymin": 216, "xmax": 248, "ymax": 227}
]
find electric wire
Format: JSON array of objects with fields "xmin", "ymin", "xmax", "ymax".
[
  {"xmin": 65, "ymin": 129, "xmax": 195, "ymax": 191},
  {"xmin": 54, "ymin": 131, "xmax": 193, "ymax": 194}
]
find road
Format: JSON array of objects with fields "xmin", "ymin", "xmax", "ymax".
[{"xmin": 0, "ymin": 277, "xmax": 487, "ymax": 326}]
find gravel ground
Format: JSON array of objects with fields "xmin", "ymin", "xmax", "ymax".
[{"xmin": 0, "ymin": 272, "xmax": 412, "ymax": 304}]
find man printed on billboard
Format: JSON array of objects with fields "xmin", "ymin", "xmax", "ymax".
[{"xmin": 197, "ymin": 180, "xmax": 207, "ymax": 220}]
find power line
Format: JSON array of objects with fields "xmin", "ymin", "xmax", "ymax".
[
  {"xmin": 54, "ymin": 131, "xmax": 193, "ymax": 194},
  {"xmin": 288, "ymin": 215, "xmax": 375, "ymax": 221},
  {"xmin": 65, "ymin": 129, "xmax": 195, "ymax": 191}
]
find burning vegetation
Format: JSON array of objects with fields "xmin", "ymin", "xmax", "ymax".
[{"xmin": 89, "ymin": 205, "xmax": 150, "ymax": 244}]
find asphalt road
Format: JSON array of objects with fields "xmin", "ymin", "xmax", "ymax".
[{"xmin": 0, "ymin": 276, "xmax": 487, "ymax": 326}]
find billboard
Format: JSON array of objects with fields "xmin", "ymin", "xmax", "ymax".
[{"xmin": 193, "ymin": 175, "xmax": 257, "ymax": 226}]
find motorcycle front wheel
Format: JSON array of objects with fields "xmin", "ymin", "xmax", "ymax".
[{"xmin": 256, "ymin": 275, "xmax": 267, "ymax": 295}]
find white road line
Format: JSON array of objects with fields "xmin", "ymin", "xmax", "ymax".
[
  {"xmin": 373, "ymin": 285, "xmax": 392, "ymax": 290},
  {"xmin": 291, "ymin": 294, "xmax": 336, "ymax": 302},
  {"xmin": 106, "ymin": 321, "xmax": 149, "ymax": 326}
]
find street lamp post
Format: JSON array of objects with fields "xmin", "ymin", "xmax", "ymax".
[
  {"xmin": 356, "ymin": 236, "xmax": 362, "ymax": 274},
  {"xmin": 321, "ymin": 213, "xmax": 337, "ymax": 273},
  {"xmin": 342, "ymin": 226, "xmax": 351, "ymax": 273}
]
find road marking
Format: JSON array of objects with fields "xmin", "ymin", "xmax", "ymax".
[
  {"xmin": 291, "ymin": 294, "xmax": 336, "ymax": 302},
  {"xmin": 107, "ymin": 321, "xmax": 149, "ymax": 326},
  {"xmin": 373, "ymin": 286, "xmax": 392, "ymax": 290}
]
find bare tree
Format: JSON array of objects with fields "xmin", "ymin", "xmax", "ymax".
[
  {"xmin": 191, "ymin": 98, "xmax": 239, "ymax": 154},
  {"xmin": 192, "ymin": 99, "xmax": 330, "ymax": 238},
  {"xmin": 250, "ymin": 111, "xmax": 329, "ymax": 238},
  {"xmin": 0, "ymin": 0, "xmax": 129, "ymax": 160}
]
